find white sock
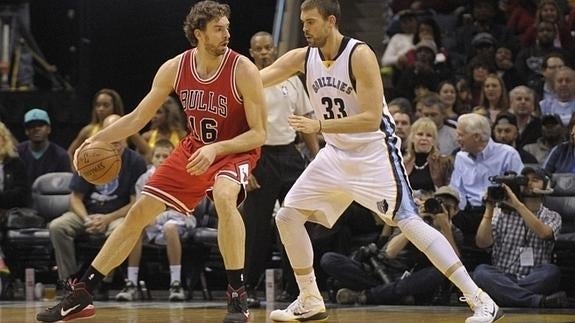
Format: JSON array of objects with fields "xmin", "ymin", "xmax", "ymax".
[
  {"xmin": 295, "ymin": 271, "xmax": 321, "ymax": 298},
  {"xmin": 127, "ymin": 266, "xmax": 139, "ymax": 285},
  {"xmin": 170, "ymin": 265, "xmax": 181, "ymax": 285},
  {"xmin": 449, "ymin": 265, "xmax": 480, "ymax": 299},
  {"xmin": 398, "ymin": 218, "xmax": 479, "ymax": 299}
]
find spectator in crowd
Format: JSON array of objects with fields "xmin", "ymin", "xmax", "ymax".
[
  {"xmin": 139, "ymin": 96, "xmax": 186, "ymax": 162},
  {"xmin": 67, "ymin": 89, "xmax": 124, "ymax": 164},
  {"xmin": 0, "ymin": 247, "xmax": 8, "ymax": 275},
  {"xmin": 524, "ymin": 114, "xmax": 565, "ymax": 164},
  {"xmin": 568, "ymin": 3, "xmax": 575, "ymax": 32},
  {"xmin": 468, "ymin": 32, "xmax": 497, "ymax": 64},
  {"xmin": 0, "ymin": 120, "xmax": 29, "ymax": 276},
  {"xmin": 515, "ymin": 21, "xmax": 570, "ymax": 90},
  {"xmin": 454, "ymin": 0, "xmax": 519, "ymax": 63},
  {"xmin": 242, "ymin": 31, "xmax": 319, "ymax": 307},
  {"xmin": 381, "ymin": 10, "xmax": 418, "ymax": 71},
  {"xmin": 508, "ymin": 86, "xmax": 541, "ymax": 148},
  {"xmin": 17, "ymin": 108, "xmax": 71, "ymax": 187},
  {"xmin": 48, "ymin": 115, "xmax": 147, "ymax": 295},
  {"xmin": 535, "ymin": 52, "xmax": 567, "ymax": 100},
  {"xmin": 455, "ymin": 78, "xmax": 473, "ymax": 115},
  {"xmin": 474, "ymin": 166, "xmax": 567, "ymax": 308},
  {"xmin": 491, "ymin": 113, "xmax": 538, "ymax": 163},
  {"xmin": 0, "ymin": 121, "xmax": 29, "ymax": 210},
  {"xmin": 437, "ymin": 80, "xmax": 461, "ymax": 121},
  {"xmin": 402, "ymin": 17, "xmax": 451, "ymax": 75},
  {"xmin": 403, "ymin": 117, "xmax": 453, "ymax": 194},
  {"xmin": 67, "ymin": 89, "xmax": 147, "ymax": 167},
  {"xmin": 450, "ymin": 113, "xmax": 523, "ymax": 243},
  {"xmin": 387, "ymin": 97, "xmax": 413, "ymax": 116},
  {"xmin": 503, "ymin": 0, "xmax": 536, "ymax": 41},
  {"xmin": 391, "ymin": 108, "xmax": 413, "ymax": 155},
  {"xmin": 521, "ymin": 0, "xmax": 573, "ymax": 49},
  {"xmin": 321, "ymin": 186, "xmax": 463, "ymax": 306},
  {"xmin": 494, "ymin": 44, "xmax": 522, "ymax": 91},
  {"xmin": 539, "ymin": 67, "xmax": 575, "ymax": 126},
  {"xmin": 396, "ymin": 39, "xmax": 443, "ymax": 103},
  {"xmin": 477, "ymin": 73, "xmax": 510, "ymax": 123},
  {"xmin": 115, "ymin": 140, "xmax": 193, "ymax": 302},
  {"xmin": 465, "ymin": 56, "xmax": 496, "ymax": 108},
  {"xmin": 419, "ymin": 94, "xmax": 459, "ymax": 155},
  {"xmin": 543, "ymin": 116, "xmax": 575, "ymax": 173}
]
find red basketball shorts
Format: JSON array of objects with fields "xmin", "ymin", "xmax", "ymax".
[{"xmin": 142, "ymin": 141, "xmax": 259, "ymax": 214}]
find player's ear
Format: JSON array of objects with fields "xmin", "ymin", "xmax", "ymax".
[{"xmin": 328, "ymin": 15, "xmax": 337, "ymax": 27}]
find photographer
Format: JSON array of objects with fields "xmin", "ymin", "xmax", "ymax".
[
  {"xmin": 473, "ymin": 167, "xmax": 567, "ymax": 307},
  {"xmin": 320, "ymin": 186, "xmax": 463, "ymax": 305}
]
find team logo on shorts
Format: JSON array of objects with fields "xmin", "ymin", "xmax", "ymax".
[{"xmin": 377, "ymin": 199, "xmax": 389, "ymax": 214}]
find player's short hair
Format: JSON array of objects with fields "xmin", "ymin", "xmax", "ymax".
[
  {"xmin": 183, "ymin": 0, "xmax": 231, "ymax": 47},
  {"xmin": 301, "ymin": 0, "xmax": 341, "ymax": 22}
]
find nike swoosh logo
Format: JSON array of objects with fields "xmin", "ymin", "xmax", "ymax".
[
  {"xmin": 489, "ymin": 306, "xmax": 497, "ymax": 318},
  {"xmin": 293, "ymin": 310, "xmax": 311, "ymax": 316},
  {"xmin": 60, "ymin": 304, "xmax": 81, "ymax": 317}
]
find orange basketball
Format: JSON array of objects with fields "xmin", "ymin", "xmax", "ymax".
[{"xmin": 76, "ymin": 141, "xmax": 121, "ymax": 185}]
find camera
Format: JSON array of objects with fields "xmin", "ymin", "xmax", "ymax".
[
  {"xmin": 351, "ymin": 243, "xmax": 392, "ymax": 284},
  {"xmin": 423, "ymin": 197, "xmax": 443, "ymax": 215},
  {"xmin": 486, "ymin": 173, "xmax": 528, "ymax": 203}
]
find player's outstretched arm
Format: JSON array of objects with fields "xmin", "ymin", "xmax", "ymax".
[
  {"xmin": 260, "ymin": 47, "xmax": 306, "ymax": 87},
  {"xmin": 87, "ymin": 56, "xmax": 180, "ymax": 144},
  {"xmin": 211, "ymin": 56, "xmax": 267, "ymax": 156}
]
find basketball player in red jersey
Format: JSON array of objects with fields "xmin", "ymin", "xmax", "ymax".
[{"xmin": 36, "ymin": 1, "xmax": 266, "ymax": 323}]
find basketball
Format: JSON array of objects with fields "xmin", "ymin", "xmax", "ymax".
[{"xmin": 76, "ymin": 141, "xmax": 121, "ymax": 185}]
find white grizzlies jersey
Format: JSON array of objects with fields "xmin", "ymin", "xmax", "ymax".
[{"xmin": 305, "ymin": 37, "xmax": 388, "ymax": 150}]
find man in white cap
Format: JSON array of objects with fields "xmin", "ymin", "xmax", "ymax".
[{"xmin": 17, "ymin": 108, "xmax": 70, "ymax": 187}]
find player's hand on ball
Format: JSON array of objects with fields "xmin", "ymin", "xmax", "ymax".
[
  {"xmin": 186, "ymin": 145, "xmax": 217, "ymax": 176},
  {"xmin": 73, "ymin": 139, "xmax": 93, "ymax": 173},
  {"xmin": 288, "ymin": 115, "xmax": 320, "ymax": 134}
]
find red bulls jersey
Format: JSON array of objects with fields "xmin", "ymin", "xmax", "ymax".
[{"xmin": 175, "ymin": 48, "xmax": 252, "ymax": 151}]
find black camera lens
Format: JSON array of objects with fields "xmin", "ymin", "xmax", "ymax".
[
  {"xmin": 424, "ymin": 197, "xmax": 443, "ymax": 214},
  {"xmin": 487, "ymin": 185, "xmax": 506, "ymax": 202}
]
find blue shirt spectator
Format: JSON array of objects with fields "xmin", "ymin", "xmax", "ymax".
[
  {"xmin": 17, "ymin": 108, "xmax": 71, "ymax": 187},
  {"xmin": 450, "ymin": 114, "xmax": 524, "ymax": 210},
  {"xmin": 451, "ymin": 139, "xmax": 524, "ymax": 209}
]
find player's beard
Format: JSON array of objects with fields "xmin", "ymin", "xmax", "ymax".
[
  {"xmin": 205, "ymin": 40, "xmax": 227, "ymax": 56},
  {"xmin": 306, "ymin": 27, "xmax": 329, "ymax": 48}
]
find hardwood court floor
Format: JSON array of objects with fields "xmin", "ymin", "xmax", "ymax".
[{"xmin": 1, "ymin": 301, "xmax": 574, "ymax": 323}]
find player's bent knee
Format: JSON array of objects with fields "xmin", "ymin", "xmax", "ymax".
[{"xmin": 275, "ymin": 207, "xmax": 307, "ymax": 233}]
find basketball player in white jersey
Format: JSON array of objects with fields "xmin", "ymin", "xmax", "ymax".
[{"xmin": 260, "ymin": 1, "xmax": 503, "ymax": 322}]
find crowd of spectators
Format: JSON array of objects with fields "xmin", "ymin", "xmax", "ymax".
[{"xmin": 0, "ymin": 0, "xmax": 574, "ymax": 308}]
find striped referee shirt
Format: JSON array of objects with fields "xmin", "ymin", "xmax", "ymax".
[{"xmin": 491, "ymin": 205, "xmax": 562, "ymax": 278}]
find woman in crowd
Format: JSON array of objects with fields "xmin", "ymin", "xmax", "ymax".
[
  {"xmin": 477, "ymin": 74, "xmax": 510, "ymax": 124},
  {"xmin": 67, "ymin": 89, "xmax": 147, "ymax": 166},
  {"xmin": 437, "ymin": 80, "xmax": 461, "ymax": 121},
  {"xmin": 522, "ymin": 0, "xmax": 573, "ymax": 49},
  {"xmin": 140, "ymin": 96, "xmax": 187, "ymax": 162},
  {"xmin": 0, "ymin": 122, "xmax": 29, "ymax": 275},
  {"xmin": 403, "ymin": 117, "xmax": 453, "ymax": 196}
]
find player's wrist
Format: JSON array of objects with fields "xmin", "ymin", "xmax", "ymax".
[{"xmin": 318, "ymin": 119, "xmax": 322, "ymax": 133}]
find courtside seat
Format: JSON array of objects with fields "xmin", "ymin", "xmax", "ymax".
[
  {"xmin": 3, "ymin": 172, "xmax": 73, "ymax": 281},
  {"xmin": 544, "ymin": 173, "xmax": 575, "ymax": 296}
]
